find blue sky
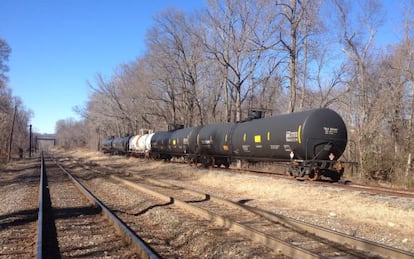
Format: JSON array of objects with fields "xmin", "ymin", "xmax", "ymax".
[
  {"xmin": 0, "ymin": 0, "xmax": 205, "ymax": 133},
  {"xmin": 0, "ymin": 1, "xmax": 404, "ymax": 134}
]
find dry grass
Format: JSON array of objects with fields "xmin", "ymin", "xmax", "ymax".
[{"xmin": 195, "ymin": 171, "xmax": 413, "ymax": 229}]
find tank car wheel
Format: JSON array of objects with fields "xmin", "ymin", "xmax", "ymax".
[
  {"xmin": 223, "ymin": 161, "xmax": 230, "ymax": 169},
  {"xmin": 201, "ymin": 160, "xmax": 209, "ymax": 168},
  {"xmin": 330, "ymin": 171, "xmax": 340, "ymax": 182},
  {"xmin": 287, "ymin": 166, "xmax": 296, "ymax": 178},
  {"xmin": 201, "ymin": 155, "xmax": 212, "ymax": 168},
  {"xmin": 308, "ymin": 169, "xmax": 320, "ymax": 181}
]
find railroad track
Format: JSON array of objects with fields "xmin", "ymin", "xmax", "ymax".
[
  {"xmin": 108, "ymin": 173, "xmax": 414, "ymax": 259},
  {"xmin": 51, "ymin": 153, "xmax": 414, "ymax": 258},
  {"xmin": 38, "ymin": 153, "xmax": 159, "ymax": 258},
  {"xmin": 343, "ymin": 183, "xmax": 414, "ymax": 198}
]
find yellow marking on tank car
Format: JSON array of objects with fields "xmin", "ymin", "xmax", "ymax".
[
  {"xmin": 243, "ymin": 133, "xmax": 247, "ymax": 142},
  {"xmin": 267, "ymin": 131, "xmax": 270, "ymax": 141},
  {"xmin": 298, "ymin": 125, "xmax": 302, "ymax": 144},
  {"xmin": 223, "ymin": 145, "xmax": 229, "ymax": 151},
  {"xmin": 172, "ymin": 139, "xmax": 176, "ymax": 145},
  {"xmin": 224, "ymin": 134, "xmax": 228, "ymax": 142},
  {"xmin": 255, "ymin": 135, "xmax": 261, "ymax": 143}
]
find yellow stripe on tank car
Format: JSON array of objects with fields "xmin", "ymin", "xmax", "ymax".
[
  {"xmin": 243, "ymin": 133, "xmax": 247, "ymax": 142},
  {"xmin": 254, "ymin": 135, "xmax": 261, "ymax": 143},
  {"xmin": 267, "ymin": 131, "xmax": 270, "ymax": 141},
  {"xmin": 298, "ymin": 125, "xmax": 302, "ymax": 144}
]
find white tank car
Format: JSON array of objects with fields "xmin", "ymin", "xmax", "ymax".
[
  {"xmin": 129, "ymin": 132, "xmax": 154, "ymax": 157},
  {"xmin": 129, "ymin": 134, "xmax": 141, "ymax": 152},
  {"xmin": 141, "ymin": 133, "xmax": 155, "ymax": 156}
]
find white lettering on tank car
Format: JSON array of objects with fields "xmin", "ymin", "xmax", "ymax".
[
  {"xmin": 242, "ymin": 145, "xmax": 251, "ymax": 152},
  {"xmin": 270, "ymin": 145, "xmax": 280, "ymax": 150},
  {"xmin": 323, "ymin": 127, "xmax": 338, "ymax": 135},
  {"xmin": 201, "ymin": 139, "xmax": 212, "ymax": 144},
  {"xmin": 286, "ymin": 131, "xmax": 298, "ymax": 142}
]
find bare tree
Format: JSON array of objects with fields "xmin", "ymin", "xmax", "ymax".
[
  {"xmin": 0, "ymin": 38, "xmax": 11, "ymax": 89},
  {"xmin": 85, "ymin": 61, "xmax": 154, "ymax": 136},
  {"xmin": 400, "ymin": 1, "xmax": 414, "ymax": 181},
  {"xmin": 146, "ymin": 9, "xmax": 205, "ymax": 127},
  {"xmin": 296, "ymin": 0, "xmax": 325, "ymax": 111},
  {"xmin": 200, "ymin": 0, "xmax": 274, "ymax": 122},
  {"xmin": 332, "ymin": 0, "xmax": 385, "ymax": 178},
  {"xmin": 55, "ymin": 119, "xmax": 89, "ymax": 149},
  {"xmin": 277, "ymin": 0, "xmax": 317, "ymax": 112},
  {"xmin": 381, "ymin": 1, "xmax": 414, "ymax": 182},
  {"xmin": 313, "ymin": 45, "xmax": 350, "ymax": 109},
  {"xmin": 0, "ymin": 39, "xmax": 32, "ymax": 161}
]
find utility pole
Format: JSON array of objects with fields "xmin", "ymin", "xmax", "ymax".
[
  {"xmin": 7, "ymin": 104, "xmax": 17, "ymax": 163},
  {"xmin": 29, "ymin": 124, "xmax": 32, "ymax": 158}
]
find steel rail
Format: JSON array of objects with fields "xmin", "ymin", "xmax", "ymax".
[
  {"xmin": 346, "ymin": 183, "xmax": 414, "ymax": 198},
  {"xmin": 247, "ymin": 207, "xmax": 414, "ymax": 259},
  {"xmin": 111, "ymin": 175, "xmax": 322, "ymax": 259},
  {"xmin": 51, "ymin": 157, "xmax": 159, "ymax": 259},
  {"xmin": 36, "ymin": 152, "xmax": 45, "ymax": 259},
  {"xmin": 129, "ymin": 174, "xmax": 414, "ymax": 259}
]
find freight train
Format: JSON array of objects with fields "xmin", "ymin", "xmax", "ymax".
[{"xmin": 101, "ymin": 108, "xmax": 348, "ymax": 181}]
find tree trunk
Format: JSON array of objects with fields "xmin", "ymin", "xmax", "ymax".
[
  {"xmin": 406, "ymin": 81, "xmax": 414, "ymax": 183},
  {"xmin": 235, "ymin": 86, "xmax": 241, "ymax": 122},
  {"xmin": 300, "ymin": 20, "xmax": 309, "ymax": 111},
  {"xmin": 7, "ymin": 104, "xmax": 17, "ymax": 163},
  {"xmin": 287, "ymin": 0, "xmax": 297, "ymax": 113},
  {"xmin": 406, "ymin": 153, "xmax": 412, "ymax": 179}
]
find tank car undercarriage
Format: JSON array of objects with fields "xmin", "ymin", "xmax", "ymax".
[
  {"xmin": 288, "ymin": 160, "xmax": 344, "ymax": 182},
  {"xmin": 199, "ymin": 155, "xmax": 231, "ymax": 169},
  {"xmin": 197, "ymin": 153, "xmax": 344, "ymax": 182}
]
